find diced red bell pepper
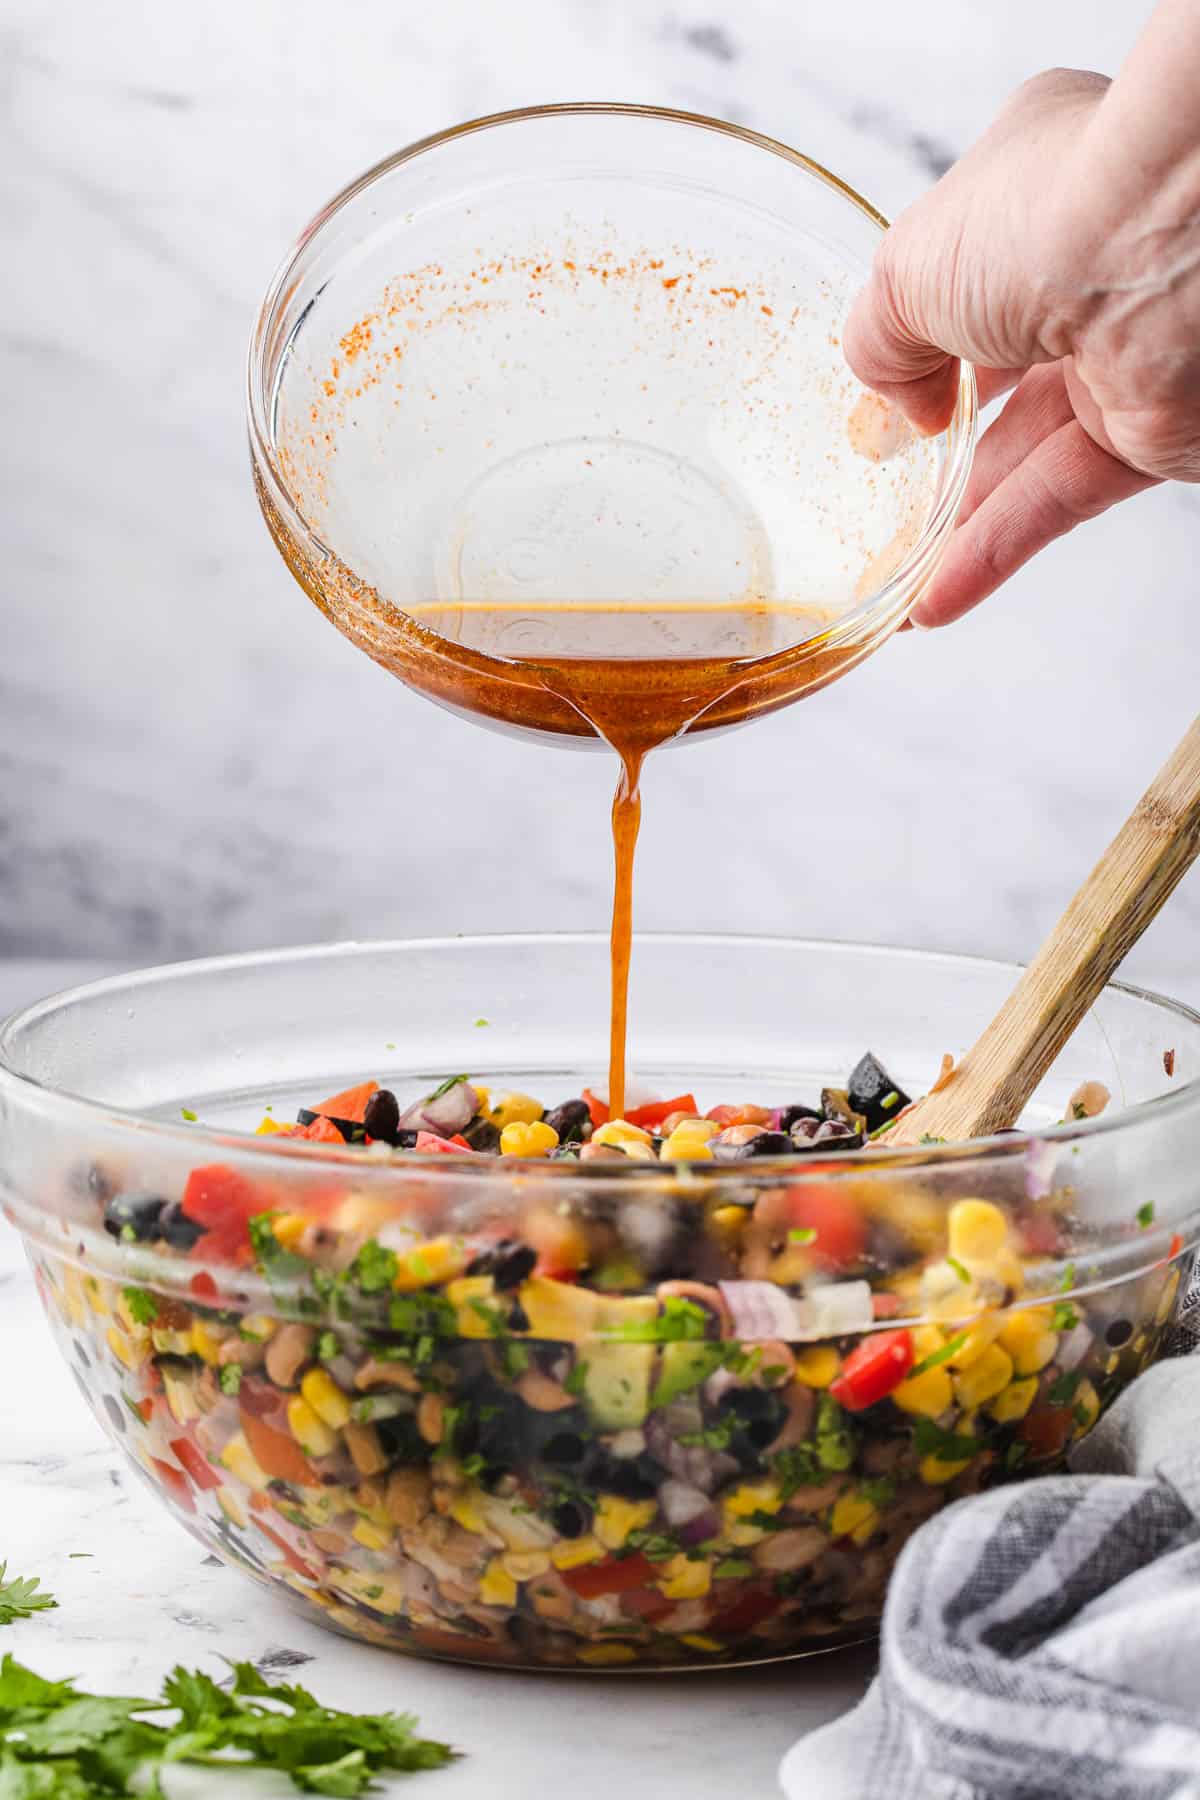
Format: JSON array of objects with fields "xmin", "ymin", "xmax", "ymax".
[
  {"xmin": 783, "ymin": 1186, "xmax": 867, "ymax": 1271},
  {"xmin": 561, "ymin": 1553, "xmax": 657, "ymax": 1598},
  {"xmin": 240, "ymin": 1408, "xmax": 318, "ymax": 1488},
  {"xmin": 150, "ymin": 1456, "xmax": 195, "ymax": 1514},
  {"xmin": 170, "ymin": 1436, "xmax": 224, "ymax": 1491},
  {"xmin": 582, "ymin": 1088, "xmax": 609, "ymax": 1128},
  {"xmin": 414, "ymin": 1130, "xmax": 474, "ymax": 1155},
  {"xmin": 311, "ymin": 1079, "xmax": 378, "ymax": 1123},
  {"xmin": 709, "ymin": 1588, "xmax": 780, "ymax": 1637},
  {"xmin": 182, "ymin": 1164, "xmax": 265, "ymax": 1264},
  {"xmin": 625, "ymin": 1094, "xmax": 699, "ymax": 1130},
  {"xmin": 828, "ymin": 1328, "xmax": 915, "ymax": 1412}
]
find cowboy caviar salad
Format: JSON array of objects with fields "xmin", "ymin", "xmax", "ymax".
[{"xmin": 33, "ymin": 1055, "xmax": 1188, "ymax": 1669}]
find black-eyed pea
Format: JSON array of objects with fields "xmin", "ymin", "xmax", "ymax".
[
  {"xmin": 515, "ymin": 1369, "xmax": 575, "ymax": 1411},
  {"xmin": 344, "ymin": 1421, "xmax": 388, "ymax": 1476},
  {"xmin": 417, "ymin": 1392, "xmax": 445, "ymax": 1444},
  {"xmin": 264, "ymin": 1323, "xmax": 316, "ymax": 1388},
  {"xmin": 752, "ymin": 1526, "xmax": 827, "ymax": 1572},
  {"xmin": 385, "ymin": 1467, "xmax": 432, "ymax": 1530}
]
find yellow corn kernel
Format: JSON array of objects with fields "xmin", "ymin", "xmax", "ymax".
[
  {"xmin": 948, "ymin": 1200, "xmax": 1009, "ymax": 1263},
  {"xmin": 351, "ymin": 1518, "xmax": 393, "ymax": 1552},
  {"xmin": 657, "ymin": 1555, "xmax": 712, "ymax": 1600},
  {"xmin": 487, "ymin": 1091, "xmax": 544, "ymax": 1129},
  {"xmin": 551, "ymin": 1536, "xmax": 606, "ymax": 1571},
  {"xmin": 219, "ymin": 1432, "xmax": 270, "ymax": 1492},
  {"xmin": 592, "ymin": 1119, "xmax": 653, "ymax": 1148},
  {"xmin": 63, "ymin": 1268, "xmax": 87, "ymax": 1326},
  {"xmin": 394, "ymin": 1236, "xmax": 468, "ymax": 1292},
  {"xmin": 502, "ymin": 1550, "xmax": 552, "ymax": 1582},
  {"xmin": 830, "ymin": 1494, "xmax": 879, "ymax": 1541},
  {"xmin": 217, "ymin": 1487, "xmax": 248, "ymax": 1528},
  {"xmin": 710, "ymin": 1204, "xmax": 748, "ymax": 1248},
  {"xmin": 988, "ymin": 1375, "xmax": 1038, "ymax": 1423},
  {"xmin": 1155, "ymin": 1267, "xmax": 1181, "ymax": 1326},
  {"xmin": 578, "ymin": 1644, "xmax": 637, "ymax": 1666},
  {"xmin": 446, "ymin": 1276, "xmax": 497, "ymax": 1338},
  {"xmin": 662, "ymin": 1130, "xmax": 714, "ymax": 1163},
  {"xmin": 189, "ymin": 1320, "xmax": 223, "ymax": 1366},
  {"xmin": 679, "ymin": 1635, "xmax": 724, "ymax": 1654},
  {"xmin": 271, "ymin": 1213, "xmax": 309, "ymax": 1250},
  {"xmin": 792, "ymin": 1346, "xmax": 841, "ymax": 1389},
  {"xmin": 953, "ymin": 1344, "xmax": 1013, "ymax": 1410},
  {"xmin": 287, "ymin": 1397, "xmax": 337, "ymax": 1458},
  {"xmin": 911, "ymin": 1325, "xmax": 945, "ymax": 1359},
  {"xmin": 240, "ymin": 1314, "xmax": 277, "ymax": 1342},
  {"xmin": 480, "ymin": 1560, "xmax": 518, "ymax": 1607},
  {"xmin": 86, "ymin": 1276, "xmax": 111, "ymax": 1316},
  {"xmin": 500, "ymin": 1119, "xmax": 560, "ymax": 1158},
  {"xmin": 105, "ymin": 1326, "xmax": 138, "ymax": 1371},
  {"xmin": 669, "ymin": 1118, "xmax": 720, "ymax": 1142},
  {"xmin": 723, "ymin": 1479, "xmax": 783, "ymax": 1521},
  {"xmin": 517, "ymin": 1276, "xmax": 597, "ymax": 1342},
  {"xmin": 946, "ymin": 1315, "xmax": 1005, "ymax": 1369},
  {"xmin": 301, "ymin": 1368, "xmax": 352, "ymax": 1429},
  {"xmin": 595, "ymin": 1495, "xmax": 657, "ymax": 1549},
  {"xmin": 1071, "ymin": 1378, "xmax": 1101, "ymax": 1436},
  {"xmin": 472, "ymin": 1085, "xmax": 491, "ymax": 1115},
  {"xmin": 162, "ymin": 1368, "xmax": 199, "ymax": 1425},
  {"xmin": 919, "ymin": 1452, "xmax": 974, "ymax": 1486},
  {"xmin": 892, "ymin": 1366, "xmax": 954, "ymax": 1418},
  {"xmin": 727, "ymin": 1519, "xmax": 769, "ymax": 1548},
  {"xmin": 998, "ymin": 1307, "xmax": 1059, "ymax": 1376},
  {"xmin": 449, "ymin": 1490, "xmax": 489, "ymax": 1535}
]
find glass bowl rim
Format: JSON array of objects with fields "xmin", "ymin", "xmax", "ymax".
[
  {"xmin": 245, "ymin": 101, "xmax": 978, "ymax": 662},
  {"xmin": 3, "ymin": 931, "xmax": 1198, "ymax": 1175}
]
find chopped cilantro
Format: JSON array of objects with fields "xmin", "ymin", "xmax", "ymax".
[
  {"xmin": 858, "ymin": 1477, "xmax": 896, "ymax": 1509},
  {"xmin": 351, "ymin": 1240, "xmax": 401, "ymax": 1293},
  {"xmin": 1072, "ymin": 1401, "xmax": 1093, "ymax": 1429},
  {"xmin": 1051, "ymin": 1302, "xmax": 1079, "ymax": 1333},
  {"xmin": 180, "ymin": 1107, "xmax": 198, "ymax": 1122},
  {"xmin": 473, "ymin": 1018, "xmax": 490, "ymax": 1028},
  {"xmin": 759, "ymin": 1363, "xmax": 790, "ymax": 1386},
  {"xmin": 387, "ymin": 1292, "xmax": 457, "ymax": 1338},
  {"xmin": 607, "ymin": 1297, "xmax": 709, "ymax": 1342},
  {"xmin": 248, "ymin": 1214, "xmax": 310, "ymax": 1288},
  {"xmin": 714, "ymin": 1558, "xmax": 754, "ymax": 1579},
  {"xmin": 1071, "ymin": 1101, "xmax": 1088, "ymax": 1121},
  {"xmin": 1137, "ymin": 1201, "xmax": 1155, "ymax": 1229},
  {"xmin": 912, "ymin": 1417, "xmax": 978, "ymax": 1462},
  {"xmin": 773, "ymin": 1443, "xmax": 821, "ymax": 1498},
  {"xmin": 1005, "ymin": 1442, "xmax": 1029, "ymax": 1471},
  {"xmin": 945, "ymin": 1256, "xmax": 972, "ymax": 1284},
  {"xmin": 218, "ymin": 1364, "xmax": 243, "ymax": 1397},
  {"xmin": 678, "ymin": 1419, "xmax": 735, "ymax": 1451},
  {"xmin": 121, "ymin": 1287, "xmax": 159, "ymax": 1326},
  {"xmin": 918, "ymin": 1133, "xmax": 947, "ymax": 1145},
  {"xmin": 909, "ymin": 1330, "xmax": 967, "ymax": 1377},
  {"xmin": 0, "ymin": 1566, "xmax": 57, "ymax": 1626},
  {"xmin": 623, "ymin": 1530, "xmax": 679, "ymax": 1564},
  {"xmin": 317, "ymin": 1330, "xmax": 339, "ymax": 1364},
  {"xmin": 1048, "ymin": 1369, "xmax": 1083, "ymax": 1407},
  {"xmin": 1058, "ymin": 1262, "xmax": 1077, "ymax": 1292}
]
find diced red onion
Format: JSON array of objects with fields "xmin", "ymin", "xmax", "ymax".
[
  {"xmin": 398, "ymin": 1080, "xmax": 479, "ymax": 1137},
  {"xmin": 796, "ymin": 1280, "xmax": 873, "ymax": 1340},
  {"xmin": 659, "ymin": 1479, "xmax": 715, "ymax": 1528},
  {"xmin": 1025, "ymin": 1138, "xmax": 1059, "ymax": 1202},
  {"xmin": 719, "ymin": 1280, "xmax": 804, "ymax": 1341},
  {"xmin": 1057, "ymin": 1321, "xmax": 1093, "ymax": 1371},
  {"xmin": 676, "ymin": 1507, "xmax": 721, "ymax": 1546}
]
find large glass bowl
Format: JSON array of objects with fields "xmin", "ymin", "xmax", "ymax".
[
  {"xmin": 247, "ymin": 107, "xmax": 977, "ymax": 745},
  {"xmin": 2, "ymin": 937, "xmax": 1197, "ymax": 1671}
]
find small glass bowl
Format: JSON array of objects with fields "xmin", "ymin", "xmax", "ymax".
[
  {"xmin": 2, "ymin": 937, "xmax": 1197, "ymax": 1670},
  {"xmin": 247, "ymin": 106, "xmax": 977, "ymax": 746}
]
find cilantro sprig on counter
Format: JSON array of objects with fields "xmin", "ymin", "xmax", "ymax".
[
  {"xmin": 0, "ymin": 1567, "xmax": 57, "ymax": 1627},
  {"xmin": 0, "ymin": 1652, "xmax": 454, "ymax": 1795}
]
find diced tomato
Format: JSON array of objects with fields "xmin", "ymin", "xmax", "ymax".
[
  {"xmin": 783, "ymin": 1186, "xmax": 866, "ymax": 1271},
  {"xmin": 170, "ymin": 1436, "xmax": 224, "ymax": 1491},
  {"xmin": 414, "ymin": 1130, "xmax": 473, "ymax": 1155},
  {"xmin": 1019, "ymin": 1405, "xmax": 1073, "ymax": 1460},
  {"xmin": 240, "ymin": 1408, "xmax": 318, "ymax": 1487},
  {"xmin": 137, "ymin": 1396, "xmax": 157, "ymax": 1424},
  {"xmin": 621, "ymin": 1587, "xmax": 676, "ymax": 1624},
  {"xmin": 871, "ymin": 1293, "xmax": 905, "ymax": 1319},
  {"xmin": 625, "ymin": 1094, "xmax": 698, "ymax": 1130},
  {"xmin": 828, "ymin": 1328, "xmax": 915, "ymax": 1412},
  {"xmin": 561, "ymin": 1553, "xmax": 657, "ymax": 1598},
  {"xmin": 449, "ymin": 1134, "xmax": 475, "ymax": 1151},
  {"xmin": 311, "ymin": 1079, "xmax": 378, "ymax": 1123},
  {"xmin": 254, "ymin": 1519, "xmax": 319, "ymax": 1581},
  {"xmin": 295, "ymin": 1115, "xmax": 347, "ymax": 1145},
  {"xmin": 189, "ymin": 1271, "xmax": 219, "ymax": 1302},
  {"xmin": 710, "ymin": 1588, "xmax": 780, "ymax": 1637},
  {"xmin": 582, "ymin": 1088, "xmax": 609, "ymax": 1128},
  {"xmin": 705, "ymin": 1102, "xmax": 771, "ymax": 1127},
  {"xmin": 182, "ymin": 1164, "xmax": 265, "ymax": 1264},
  {"xmin": 149, "ymin": 1456, "xmax": 195, "ymax": 1514}
]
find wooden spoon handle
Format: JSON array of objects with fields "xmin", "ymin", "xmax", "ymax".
[{"xmin": 890, "ymin": 716, "xmax": 1200, "ymax": 1144}]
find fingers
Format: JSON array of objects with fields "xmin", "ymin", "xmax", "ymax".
[
  {"xmin": 844, "ymin": 268, "xmax": 963, "ymax": 436},
  {"xmin": 975, "ymin": 366, "xmax": 1026, "ymax": 408},
  {"xmin": 911, "ymin": 417, "xmax": 1159, "ymax": 628},
  {"xmin": 957, "ymin": 364, "xmax": 1077, "ymax": 524}
]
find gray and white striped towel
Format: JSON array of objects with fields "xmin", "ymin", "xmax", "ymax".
[{"xmin": 782, "ymin": 1291, "xmax": 1200, "ymax": 1800}]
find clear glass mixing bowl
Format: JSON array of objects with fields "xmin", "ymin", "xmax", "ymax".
[
  {"xmin": 247, "ymin": 106, "xmax": 977, "ymax": 745},
  {"xmin": 3, "ymin": 938, "xmax": 1196, "ymax": 1670}
]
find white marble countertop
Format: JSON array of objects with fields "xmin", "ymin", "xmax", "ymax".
[{"xmin": 0, "ymin": 957, "xmax": 874, "ymax": 1799}]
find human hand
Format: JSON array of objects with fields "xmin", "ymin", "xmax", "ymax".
[{"xmin": 845, "ymin": 5, "xmax": 1200, "ymax": 626}]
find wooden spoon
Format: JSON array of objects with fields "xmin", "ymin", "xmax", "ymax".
[{"xmin": 887, "ymin": 716, "xmax": 1200, "ymax": 1145}]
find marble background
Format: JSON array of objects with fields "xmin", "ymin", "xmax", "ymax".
[{"xmin": 5, "ymin": 0, "xmax": 1197, "ymax": 1003}]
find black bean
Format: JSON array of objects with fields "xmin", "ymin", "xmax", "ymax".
[
  {"xmin": 507, "ymin": 1297, "xmax": 531, "ymax": 1333},
  {"xmin": 585, "ymin": 1448, "xmax": 664, "ymax": 1499},
  {"xmin": 543, "ymin": 1098, "xmax": 592, "ymax": 1145},
  {"xmin": 103, "ymin": 1191, "xmax": 167, "ymax": 1242},
  {"xmin": 779, "ymin": 1105, "xmax": 822, "ymax": 1133},
  {"xmin": 551, "ymin": 1499, "xmax": 591, "ymax": 1539},
  {"xmin": 462, "ymin": 1116, "xmax": 501, "ymax": 1153},
  {"xmin": 734, "ymin": 1130, "xmax": 793, "ymax": 1159},
  {"xmin": 541, "ymin": 1431, "xmax": 588, "ymax": 1467},
  {"xmin": 362, "ymin": 1088, "xmax": 400, "ymax": 1144},
  {"xmin": 466, "ymin": 1239, "xmax": 537, "ymax": 1290},
  {"xmin": 1105, "ymin": 1318, "xmax": 1134, "ymax": 1348},
  {"xmin": 847, "ymin": 1052, "xmax": 911, "ymax": 1134},
  {"xmin": 157, "ymin": 1201, "xmax": 204, "ymax": 1251}
]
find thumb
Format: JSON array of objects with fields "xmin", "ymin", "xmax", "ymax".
[{"xmin": 843, "ymin": 261, "xmax": 963, "ymax": 436}]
